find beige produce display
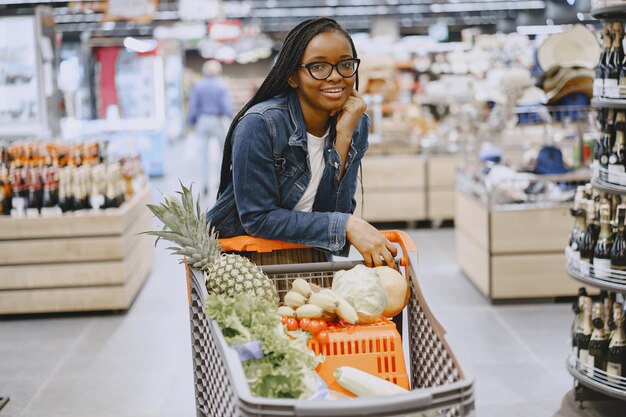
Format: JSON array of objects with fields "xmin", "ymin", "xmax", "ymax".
[{"xmin": 0, "ymin": 186, "xmax": 154, "ymax": 314}]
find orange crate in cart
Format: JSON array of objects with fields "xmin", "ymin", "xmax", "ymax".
[{"xmin": 308, "ymin": 317, "xmax": 409, "ymax": 396}]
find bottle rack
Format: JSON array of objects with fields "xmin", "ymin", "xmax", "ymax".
[
  {"xmin": 566, "ymin": 247, "xmax": 626, "ymax": 293},
  {"xmin": 567, "ymin": 354, "xmax": 626, "ymax": 401},
  {"xmin": 566, "ymin": 4, "xmax": 626, "ymax": 402}
]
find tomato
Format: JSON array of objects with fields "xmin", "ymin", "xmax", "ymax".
[
  {"xmin": 299, "ymin": 318, "xmax": 311, "ymax": 330},
  {"xmin": 286, "ymin": 317, "xmax": 299, "ymax": 331},
  {"xmin": 316, "ymin": 331, "xmax": 329, "ymax": 344},
  {"xmin": 308, "ymin": 320, "xmax": 325, "ymax": 335},
  {"xmin": 280, "ymin": 316, "xmax": 288, "ymax": 325}
]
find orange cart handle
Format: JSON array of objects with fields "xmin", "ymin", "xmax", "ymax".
[{"xmin": 218, "ymin": 229, "xmax": 416, "ymax": 267}]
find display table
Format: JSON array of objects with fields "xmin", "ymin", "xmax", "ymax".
[
  {"xmin": 356, "ymin": 153, "xmax": 460, "ymax": 224},
  {"xmin": 0, "ymin": 186, "xmax": 154, "ymax": 314},
  {"xmin": 455, "ymin": 178, "xmax": 582, "ymax": 301}
]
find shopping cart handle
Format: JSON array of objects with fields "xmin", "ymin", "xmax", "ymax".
[
  {"xmin": 218, "ymin": 229, "xmax": 416, "ymax": 267},
  {"xmin": 218, "ymin": 236, "xmax": 310, "ymax": 253}
]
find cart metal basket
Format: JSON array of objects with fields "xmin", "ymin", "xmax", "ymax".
[{"xmin": 185, "ymin": 230, "xmax": 474, "ymax": 416}]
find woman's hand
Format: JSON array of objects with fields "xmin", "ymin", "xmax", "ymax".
[
  {"xmin": 346, "ymin": 216, "xmax": 398, "ymax": 268},
  {"xmin": 331, "ymin": 89, "xmax": 367, "ymax": 140}
]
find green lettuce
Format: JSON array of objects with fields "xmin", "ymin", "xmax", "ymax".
[{"xmin": 205, "ymin": 293, "xmax": 323, "ymax": 399}]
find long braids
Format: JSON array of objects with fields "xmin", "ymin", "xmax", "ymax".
[{"xmin": 217, "ymin": 17, "xmax": 360, "ymax": 197}]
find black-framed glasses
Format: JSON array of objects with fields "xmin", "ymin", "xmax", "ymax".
[{"xmin": 300, "ymin": 58, "xmax": 360, "ymax": 80}]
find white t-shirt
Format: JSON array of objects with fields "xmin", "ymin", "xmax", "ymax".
[{"xmin": 293, "ymin": 130, "xmax": 328, "ymax": 212}]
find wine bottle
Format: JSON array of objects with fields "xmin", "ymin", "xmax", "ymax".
[
  {"xmin": 572, "ymin": 287, "xmax": 589, "ymax": 358},
  {"xmin": 580, "ymin": 200, "xmax": 601, "ymax": 275},
  {"xmin": 570, "ymin": 187, "xmax": 585, "ymax": 246},
  {"xmin": 607, "ymin": 304, "xmax": 626, "ymax": 381},
  {"xmin": 589, "ymin": 301, "xmax": 610, "ymax": 377},
  {"xmin": 594, "ymin": 203, "xmax": 614, "ymax": 278},
  {"xmin": 606, "ymin": 292, "xmax": 617, "ymax": 338},
  {"xmin": 611, "ymin": 205, "xmax": 626, "ymax": 271},
  {"xmin": 609, "ymin": 112, "xmax": 626, "ymax": 185},
  {"xmin": 606, "ymin": 22, "xmax": 624, "ymax": 99},
  {"xmin": 597, "ymin": 24, "xmax": 611, "ymax": 98},
  {"xmin": 25, "ymin": 166, "xmax": 42, "ymax": 217},
  {"xmin": 0, "ymin": 166, "xmax": 11, "ymax": 215},
  {"xmin": 598, "ymin": 109, "xmax": 616, "ymax": 182},
  {"xmin": 577, "ymin": 297, "xmax": 594, "ymax": 373}
]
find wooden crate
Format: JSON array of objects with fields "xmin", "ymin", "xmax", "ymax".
[
  {"xmin": 455, "ymin": 189, "xmax": 579, "ymax": 300},
  {"xmin": 0, "ymin": 186, "xmax": 154, "ymax": 314}
]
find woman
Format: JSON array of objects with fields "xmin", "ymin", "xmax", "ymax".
[{"xmin": 207, "ymin": 17, "xmax": 397, "ymax": 268}]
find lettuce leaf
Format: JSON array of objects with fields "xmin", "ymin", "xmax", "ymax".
[{"xmin": 205, "ymin": 293, "xmax": 323, "ymax": 399}]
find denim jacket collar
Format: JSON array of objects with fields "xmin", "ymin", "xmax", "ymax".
[
  {"xmin": 287, "ymin": 90, "xmax": 307, "ymax": 148},
  {"xmin": 287, "ymin": 90, "xmax": 340, "ymax": 149}
]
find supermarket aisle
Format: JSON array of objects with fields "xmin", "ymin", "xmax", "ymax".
[{"xmin": 0, "ymin": 137, "xmax": 624, "ymax": 417}]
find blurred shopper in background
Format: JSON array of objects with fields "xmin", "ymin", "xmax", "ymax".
[
  {"xmin": 188, "ymin": 60, "xmax": 233, "ymax": 195},
  {"xmin": 206, "ymin": 17, "xmax": 397, "ymax": 267}
]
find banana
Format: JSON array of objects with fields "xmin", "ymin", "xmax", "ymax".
[
  {"xmin": 278, "ymin": 306, "xmax": 296, "ymax": 317},
  {"xmin": 295, "ymin": 304, "xmax": 325, "ymax": 319},
  {"xmin": 334, "ymin": 294, "xmax": 359, "ymax": 324},
  {"xmin": 308, "ymin": 292, "xmax": 339, "ymax": 312},
  {"xmin": 291, "ymin": 278, "xmax": 313, "ymax": 298},
  {"xmin": 284, "ymin": 291, "xmax": 307, "ymax": 308}
]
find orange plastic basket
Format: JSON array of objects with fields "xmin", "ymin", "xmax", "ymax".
[{"xmin": 307, "ymin": 317, "xmax": 409, "ymax": 396}]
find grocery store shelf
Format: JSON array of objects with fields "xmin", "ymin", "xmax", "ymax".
[
  {"xmin": 591, "ymin": 5, "xmax": 626, "ymax": 20},
  {"xmin": 592, "ymin": 98, "xmax": 626, "ymax": 109},
  {"xmin": 567, "ymin": 355, "xmax": 626, "ymax": 401},
  {"xmin": 565, "ymin": 247, "xmax": 626, "ymax": 293}
]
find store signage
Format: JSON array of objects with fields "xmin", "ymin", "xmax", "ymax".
[{"xmin": 102, "ymin": 0, "xmax": 158, "ymax": 25}]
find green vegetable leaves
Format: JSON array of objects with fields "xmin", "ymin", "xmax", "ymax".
[{"xmin": 205, "ymin": 293, "xmax": 323, "ymax": 399}]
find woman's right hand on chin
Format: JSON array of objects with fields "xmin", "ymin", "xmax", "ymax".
[{"xmin": 346, "ymin": 216, "xmax": 397, "ymax": 268}]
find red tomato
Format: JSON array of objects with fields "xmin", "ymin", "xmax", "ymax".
[
  {"xmin": 316, "ymin": 331, "xmax": 329, "ymax": 344},
  {"xmin": 280, "ymin": 316, "xmax": 288, "ymax": 325},
  {"xmin": 299, "ymin": 318, "xmax": 311, "ymax": 330},
  {"xmin": 308, "ymin": 320, "xmax": 325, "ymax": 335},
  {"xmin": 286, "ymin": 318, "xmax": 299, "ymax": 331}
]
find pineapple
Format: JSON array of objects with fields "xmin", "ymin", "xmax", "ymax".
[{"xmin": 145, "ymin": 182, "xmax": 278, "ymax": 304}]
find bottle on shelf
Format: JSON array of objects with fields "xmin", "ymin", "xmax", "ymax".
[
  {"xmin": 40, "ymin": 165, "xmax": 61, "ymax": 217},
  {"xmin": 572, "ymin": 287, "xmax": 589, "ymax": 358},
  {"xmin": 594, "ymin": 203, "xmax": 614, "ymax": 278},
  {"xmin": 589, "ymin": 300, "xmax": 610, "ymax": 377},
  {"xmin": 611, "ymin": 205, "xmax": 626, "ymax": 270},
  {"xmin": 0, "ymin": 165, "xmax": 11, "ymax": 215},
  {"xmin": 596, "ymin": 24, "xmax": 611, "ymax": 98},
  {"xmin": 606, "ymin": 22, "xmax": 624, "ymax": 99},
  {"xmin": 577, "ymin": 296, "xmax": 594, "ymax": 373},
  {"xmin": 609, "ymin": 111, "xmax": 626, "ymax": 185},
  {"xmin": 607, "ymin": 303, "xmax": 626, "ymax": 381},
  {"xmin": 570, "ymin": 187, "xmax": 588, "ymax": 263},
  {"xmin": 597, "ymin": 108, "xmax": 615, "ymax": 181},
  {"xmin": 581, "ymin": 200, "xmax": 601, "ymax": 275},
  {"xmin": 10, "ymin": 162, "xmax": 26, "ymax": 217},
  {"xmin": 25, "ymin": 165, "xmax": 42, "ymax": 217}
]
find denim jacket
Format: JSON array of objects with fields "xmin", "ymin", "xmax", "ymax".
[{"xmin": 206, "ymin": 90, "xmax": 370, "ymax": 256}]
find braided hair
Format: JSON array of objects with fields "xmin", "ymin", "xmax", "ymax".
[{"xmin": 217, "ymin": 17, "xmax": 360, "ymax": 197}]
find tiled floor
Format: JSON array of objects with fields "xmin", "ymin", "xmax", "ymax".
[{"xmin": 1, "ymin": 137, "xmax": 624, "ymax": 416}]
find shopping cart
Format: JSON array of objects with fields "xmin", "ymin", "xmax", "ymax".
[{"xmin": 185, "ymin": 230, "xmax": 474, "ymax": 417}]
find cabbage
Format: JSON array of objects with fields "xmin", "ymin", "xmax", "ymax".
[{"xmin": 332, "ymin": 264, "xmax": 387, "ymax": 323}]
